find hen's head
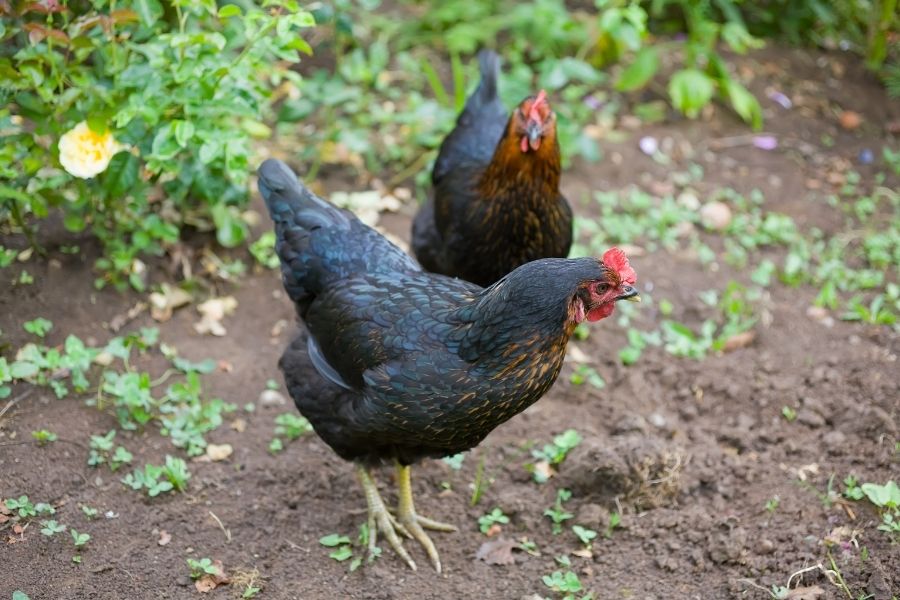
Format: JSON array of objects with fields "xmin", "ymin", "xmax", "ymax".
[
  {"xmin": 569, "ymin": 248, "xmax": 640, "ymax": 323},
  {"xmin": 483, "ymin": 251, "xmax": 639, "ymax": 330},
  {"xmin": 513, "ymin": 90, "xmax": 555, "ymax": 153}
]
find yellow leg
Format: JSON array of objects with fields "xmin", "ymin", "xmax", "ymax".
[
  {"xmin": 356, "ymin": 465, "xmax": 415, "ymax": 570},
  {"xmin": 395, "ymin": 461, "xmax": 457, "ymax": 574}
]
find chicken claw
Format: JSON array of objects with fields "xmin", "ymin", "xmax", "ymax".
[
  {"xmin": 395, "ymin": 462, "xmax": 458, "ymax": 574},
  {"xmin": 356, "ymin": 466, "xmax": 416, "ymax": 570}
]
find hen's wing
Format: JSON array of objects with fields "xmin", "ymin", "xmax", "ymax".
[{"xmin": 431, "ymin": 50, "xmax": 507, "ymax": 186}]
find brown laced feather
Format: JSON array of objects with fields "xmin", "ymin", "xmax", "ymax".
[{"xmin": 478, "ymin": 115, "xmax": 561, "ymax": 198}]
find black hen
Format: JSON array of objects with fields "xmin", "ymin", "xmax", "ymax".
[{"xmin": 260, "ymin": 159, "xmax": 639, "ymax": 573}]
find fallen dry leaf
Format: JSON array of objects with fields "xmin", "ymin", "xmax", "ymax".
[
  {"xmin": 330, "ymin": 190, "xmax": 400, "ymax": 227},
  {"xmin": 785, "ymin": 586, "xmax": 825, "ymax": 599},
  {"xmin": 195, "ymin": 560, "xmax": 229, "ymax": 593},
  {"xmin": 149, "ymin": 283, "xmax": 193, "ymax": 322},
  {"xmin": 194, "ymin": 297, "xmax": 238, "ymax": 337},
  {"xmin": 205, "ymin": 443, "xmax": 233, "ymax": 462},
  {"xmin": 230, "ymin": 418, "xmax": 247, "ymax": 433},
  {"xmin": 484, "ymin": 523, "xmax": 503, "ymax": 537},
  {"xmin": 720, "ymin": 330, "xmax": 756, "ymax": 352},
  {"xmin": 571, "ymin": 547, "xmax": 593, "ymax": 559},
  {"xmin": 566, "ymin": 345, "xmax": 591, "ymax": 364},
  {"xmin": 158, "ymin": 530, "xmax": 171, "ymax": 546},
  {"xmin": 475, "ymin": 537, "xmax": 518, "ymax": 565},
  {"xmin": 532, "ymin": 460, "xmax": 554, "ymax": 482}
]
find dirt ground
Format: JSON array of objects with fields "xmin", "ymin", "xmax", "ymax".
[{"xmin": 2, "ymin": 46, "xmax": 899, "ymax": 600}]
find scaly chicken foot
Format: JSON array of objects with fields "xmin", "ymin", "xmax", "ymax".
[
  {"xmin": 395, "ymin": 462, "xmax": 458, "ymax": 574},
  {"xmin": 356, "ymin": 465, "xmax": 416, "ymax": 570}
]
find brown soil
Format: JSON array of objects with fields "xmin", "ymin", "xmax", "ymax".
[{"xmin": 2, "ymin": 46, "xmax": 899, "ymax": 600}]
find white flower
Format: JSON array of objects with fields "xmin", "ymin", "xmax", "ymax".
[{"xmin": 58, "ymin": 121, "xmax": 124, "ymax": 179}]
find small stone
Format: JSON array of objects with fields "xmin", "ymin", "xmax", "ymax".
[
  {"xmin": 839, "ymin": 110, "xmax": 861, "ymax": 130},
  {"xmin": 699, "ymin": 201, "xmax": 732, "ymax": 231},
  {"xmin": 797, "ymin": 409, "xmax": 826, "ymax": 428},
  {"xmin": 259, "ymin": 389, "xmax": 286, "ymax": 406},
  {"xmin": 757, "ymin": 539, "xmax": 775, "ymax": 555},
  {"xmin": 677, "ymin": 190, "xmax": 701, "ymax": 210}
]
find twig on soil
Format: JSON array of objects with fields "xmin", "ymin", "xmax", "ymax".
[
  {"xmin": 0, "ymin": 388, "xmax": 34, "ymax": 422},
  {"xmin": 208, "ymin": 510, "xmax": 232, "ymax": 543},
  {"xmin": 283, "ymin": 538, "xmax": 310, "ymax": 553},
  {"xmin": 786, "ymin": 563, "xmax": 840, "ymax": 592}
]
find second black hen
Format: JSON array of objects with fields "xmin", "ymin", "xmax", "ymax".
[
  {"xmin": 260, "ymin": 159, "xmax": 639, "ymax": 573},
  {"xmin": 412, "ymin": 50, "xmax": 573, "ymax": 287}
]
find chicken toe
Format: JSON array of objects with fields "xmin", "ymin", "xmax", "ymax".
[
  {"xmin": 357, "ymin": 465, "xmax": 416, "ymax": 571},
  {"xmin": 395, "ymin": 462, "xmax": 457, "ymax": 574}
]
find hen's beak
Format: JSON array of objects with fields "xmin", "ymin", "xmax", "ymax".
[
  {"xmin": 617, "ymin": 285, "xmax": 641, "ymax": 303},
  {"xmin": 525, "ymin": 121, "xmax": 543, "ymax": 150}
]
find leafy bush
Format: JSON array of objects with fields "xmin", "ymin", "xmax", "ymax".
[{"xmin": 0, "ymin": 0, "xmax": 313, "ymax": 290}]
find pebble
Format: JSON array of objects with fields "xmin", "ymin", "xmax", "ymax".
[
  {"xmin": 259, "ymin": 389, "xmax": 286, "ymax": 406},
  {"xmin": 648, "ymin": 412, "xmax": 667, "ymax": 428},
  {"xmin": 699, "ymin": 201, "xmax": 733, "ymax": 231},
  {"xmin": 757, "ymin": 539, "xmax": 776, "ymax": 555}
]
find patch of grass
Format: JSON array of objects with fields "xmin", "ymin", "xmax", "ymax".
[
  {"xmin": 544, "ymin": 488, "xmax": 574, "ymax": 535},
  {"xmin": 121, "ymin": 456, "xmax": 191, "ymax": 497},
  {"xmin": 187, "ymin": 558, "xmax": 219, "ymax": 579},
  {"xmin": 23, "ymin": 318, "xmax": 52, "ymax": 338},
  {"xmin": 569, "ymin": 364, "xmax": 605, "ymax": 389},
  {"xmin": 40, "ymin": 519, "xmax": 66, "ymax": 536},
  {"xmin": 319, "ymin": 529, "xmax": 375, "ymax": 571},
  {"xmin": 604, "ymin": 511, "xmax": 621, "ymax": 539},
  {"xmin": 478, "ymin": 507, "xmax": 510, "ymax": 534},
  {"xmin": 269, "ymin": 412, "xmax": 314, "ymax": 453},
  {"xmin": 781, "ymin": 406, "xmax": 797, "ymax": 422},
  {"xmin": 31, "ymin": 429, "xmax": 57, "ymax": 445},
  {"xmin": 442, "ymin": 452, "xmax": 465, "ymax": 470},
  {"xmin": 528, "ymin": 429, "xmax": 582, "ymax": 484},
  {"xmin": 87, "ymin": 430, "xmax": 133, "ymax": 472},
  {"xmin": 542, "ymin": 568, "xmax": 589, "ymax": 599}
]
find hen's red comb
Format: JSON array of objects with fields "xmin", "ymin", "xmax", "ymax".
[
  {"xmin": 527, "ymin": 89, "xmax": 548, "ymax": 123},
  {"xmin": 602, "ymin": 247, "xmax": 636, "ymax": 285}
]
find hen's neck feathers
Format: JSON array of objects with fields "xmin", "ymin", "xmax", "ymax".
[{"xmin": 478, "ymin": 119, "xmax": 561, "ymax": 201}]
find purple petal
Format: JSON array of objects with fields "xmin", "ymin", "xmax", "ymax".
[
  {"xmin": 752, "ymin": 135, "xmax": 778, "ymax": 150},
  {"xmin": 639, "ymin": 136, "xmax": 658, "ymax": 155},
  {"xmin": 583, "ymin": 94, "xmax": 603, "ymax": 110},
  {"xmin": 766, "ymin": 90, "xmax": 792, "ymax": 109}
]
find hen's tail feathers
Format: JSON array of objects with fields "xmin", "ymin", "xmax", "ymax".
[
  {"xmin": 258, "ymin": 159, "xmax": 348, "ymax": 232},
  {"xmin": 258, "ymin": 159, "xmax": 349, "ymax": 309},
  {"xmin": 474, "ymin": 49, "xmax": 500, "ymax": 106}
]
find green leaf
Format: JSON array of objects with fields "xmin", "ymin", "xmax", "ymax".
[
  {"xmin": 133, "ymin": 0, "xmax": 163, "ymax": 27},
  {"xmin": 102, "ymin": 152, "xmax": 140, "ymax": 199},
  {"xmin": 174, "ymin": 121, "xmax": 195, "ymax": 148},
  {"xmin": 861, "ymin": 481, "xmax": 900, "ymax": 509},
  {"xmin": 13, "ymin": 592, "xmax": 30, "ymax": 600},
  {"xmin": 724, "ymin": 79, "xmax": 762, "ymax": 130},
  {"xmin": 319, "ymin": 533, "xmax": 351, "ymax": 547},
  {"xmin": 668, "ymin": 69, "xmax": 715, "ymax": 118},
  {"xmin": 329, "ymin": 545, "xmax": 353, "ymax": 561},
  {"xmin": 210, "ymin": 204, "xmax": 247, "ymax": 248},
  {"xmin": 218, "ymin": 4, "xmax": 242, "ymax": 18},
  {"xmin": 616, "ymin": 47, "xmax": 659, "ymax": 92},
  {"xmin": 11, "ymin": 361, "xmax": 39, "ymax": 379}
]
